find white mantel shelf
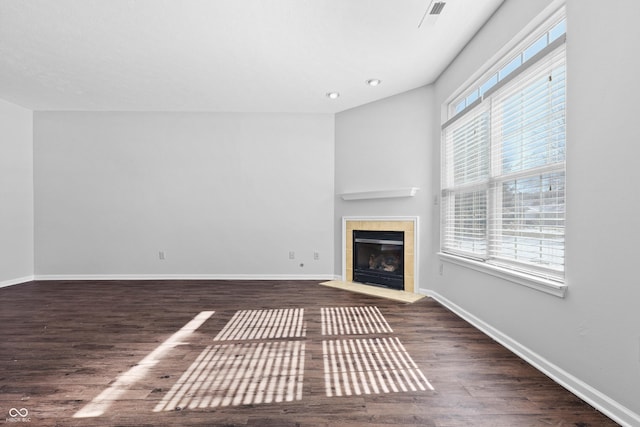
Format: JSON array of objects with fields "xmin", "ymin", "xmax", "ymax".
[{"xmin": 340, "ymin": 187, "xmax": 420, "ymax": 201}]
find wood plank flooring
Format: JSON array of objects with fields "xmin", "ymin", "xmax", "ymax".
[{"xmin": 0, "ymin": 280, "xmax": 618, "ymax": 426}]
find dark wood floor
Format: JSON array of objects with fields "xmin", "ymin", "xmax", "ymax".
[{"xmin": 0, "ymin": 280, "xmax": 617, "ymax": 426}]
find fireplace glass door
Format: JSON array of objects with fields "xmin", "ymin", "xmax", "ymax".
[{"xmin": 353, "ymin": 230, "xmax": 404, "ymax": 290}]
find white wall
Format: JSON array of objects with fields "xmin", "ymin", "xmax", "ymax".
[
  {"xmin": 0, "ymin": 99, "xmax": 34, "ymax": 286},
  {"xmin": 34, "ymin": 112, "xmax": 334, "ymax": 278},
  {"xmin": 429, "ymin": 0, "xmax": 640, "ymax": 424},
  {"xmin": 334, "ymin": 86, "xmax": 435, "ymax": 277}
]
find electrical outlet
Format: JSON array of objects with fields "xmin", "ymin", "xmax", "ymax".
[
  {"xmin": 314, "ymin": 252, "xmax": 320, "ymax": 260},
  {"xmin": 159, "ymin": 251, "xmax": 166, "ymax": 260},
  {"xmin": 289, "ymin": 251, "xmax": 295, "ymax": 260}
]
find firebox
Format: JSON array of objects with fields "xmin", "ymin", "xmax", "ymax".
[{"xmin": 353, "ymin": 230, "xmax": 404, "ymax": 290}]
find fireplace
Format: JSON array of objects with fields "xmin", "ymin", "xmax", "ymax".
[
  {"xmin": 344, "ymin": 217, "xmax": 417, "ymax": 293},
  {"xmin": 353, "ymin": 230, "xmax": 404, "ymax": 290}
]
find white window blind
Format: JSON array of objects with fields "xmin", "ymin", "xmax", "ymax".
[
  {"xmin": 441, "ymin": 14, "xmax": 566, "ymax": 282},
  {"xmin": 441, "ymin": 105, "xmax": 490, "ymax": 260}
]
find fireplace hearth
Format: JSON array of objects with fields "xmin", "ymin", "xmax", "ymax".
[{"xmin": 353, "ymin": 230, "xmax": 404, "ymax": 290}]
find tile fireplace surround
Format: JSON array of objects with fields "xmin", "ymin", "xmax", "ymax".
[{"xmin": 343, "ymin": 217, "xmax": 418, "ymax": 293}]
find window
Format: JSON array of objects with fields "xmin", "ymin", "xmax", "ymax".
[{"xmin": 441, "ymin": 11, "xmax": 566, "ymax": 284}]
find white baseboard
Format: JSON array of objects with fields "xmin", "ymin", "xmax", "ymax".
[
  {"xmin": 33, "ymin": 274, "xmax": 336, "ymax": 282},
  {"xmin": 0, "ymin": 275, "xmax": 34, "ymax": 289},
  {"xmin": 421, "ymin": 288, "xmax": 640, "ymax": 427}
]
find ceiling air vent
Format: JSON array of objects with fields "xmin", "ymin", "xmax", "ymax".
[
  {"xmin": 418, "ymin": 1, "xmax": 446, "ymax": 28},
  {"xmin": 429, "ymin": 2, "xmax": 446, "ymax": 15}
]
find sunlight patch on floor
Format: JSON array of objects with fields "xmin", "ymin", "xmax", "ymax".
[
  {"xmin": 322, "ymin": 337, "xmax": 433, "ymax": 397},
  {"xmin": 73, "ymin": 311, "xmax": 214, "ymax": 418},
  {"xmin": 214, "ymin": 308, "xmax": 306, "ymax": 341},
  {"xmin": 321, "ymin": 306, "xmax": 392, "ymax": 335},
  {"xmin": 75, "ymin": 305, "xmax": 433, "ymax": 417},
  {"xmin": 153, "ymin": 340, "xmax": 305, "ymax": 411}
]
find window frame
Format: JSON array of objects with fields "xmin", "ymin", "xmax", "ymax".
[{"xmin": 439, "ymin": 8, "xmax": 568, "ymax": 298}]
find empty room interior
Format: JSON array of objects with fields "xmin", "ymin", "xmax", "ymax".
[{"xmin": 1, "ymin": 0, "xmax": 639, "ymax": 426}]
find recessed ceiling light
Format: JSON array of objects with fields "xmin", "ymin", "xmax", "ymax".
[
  {"xmin": 326, "ymin": 92, "xmax": 340, "ymax": 99},
  {"xmin": 366, "ymin": 79, "xmax": 382, "ymax": 87}
]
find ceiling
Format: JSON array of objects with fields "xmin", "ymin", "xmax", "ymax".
[{"xmin": 0, "ymin": 0, "xmax": 504, "ymax": 113}]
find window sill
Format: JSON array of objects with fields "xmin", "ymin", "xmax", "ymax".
[{"xmin": 438, "ymin": 252, "xmax": 567, "ymax": 298}]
